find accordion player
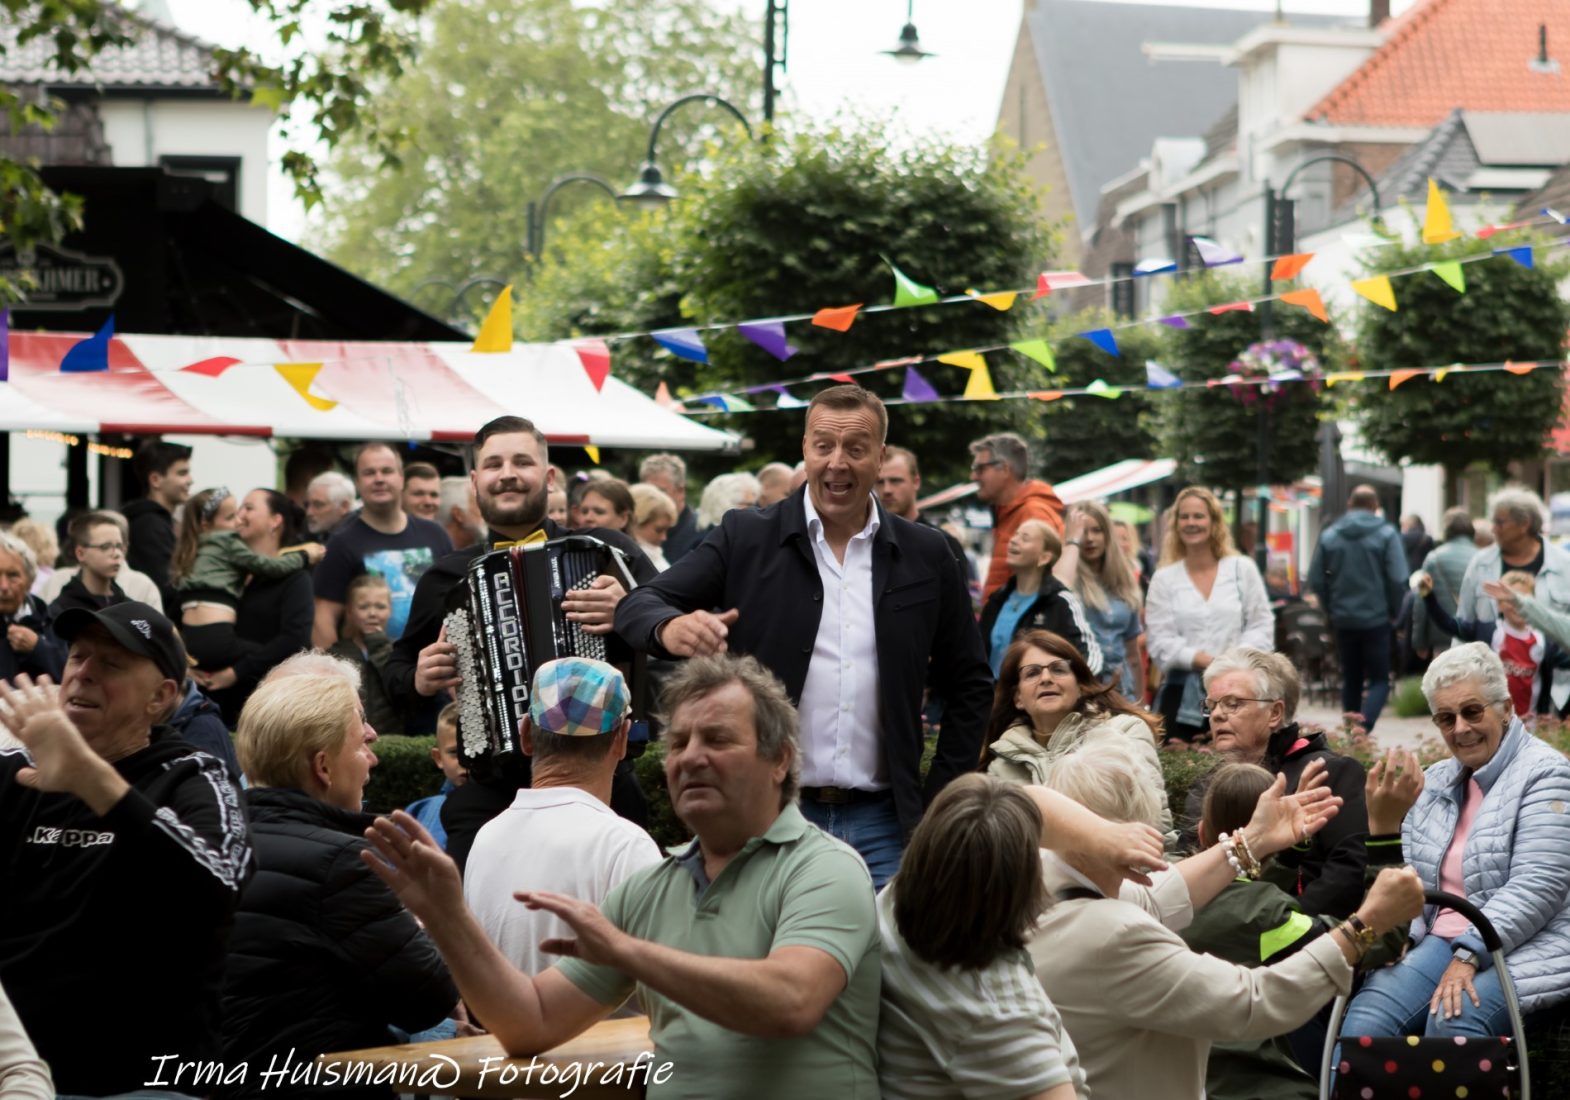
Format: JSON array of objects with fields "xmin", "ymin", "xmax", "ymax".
[{"xmin": 443, "ymin": 534, "xmax": 645, "ymax": 771}]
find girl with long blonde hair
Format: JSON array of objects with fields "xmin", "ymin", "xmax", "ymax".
[
  {"xmin": 1054, "ymin": 500, "xmax": 1147, "ymax": 699},
  {"xmin": 1144, "ymin": 487, "xmax": 1273, "ymax": 741}
]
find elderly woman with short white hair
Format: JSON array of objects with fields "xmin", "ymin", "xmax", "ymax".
[
  {"xmin": 1340, "ymin": 641, "xmax": 1570, "ymax": 1039},
  {"xmin": 696, "ymin": 471, "xmax": 762, "ymax": 530},
  {"xmin": 0, "ymin": 531, "xmax": 65, "ymax": 686},
  {"xmin": 1030, "ymin": 740, "xmax": 1424, "ymax": 1100},
  {"xmin": 1182, "ymin": 646, "xmax": 1369, "ymax": 917}
]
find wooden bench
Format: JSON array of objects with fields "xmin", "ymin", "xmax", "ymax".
[{"xmin": 317, "ymin": 1016, "xmax": 656, "ymax": 1099}]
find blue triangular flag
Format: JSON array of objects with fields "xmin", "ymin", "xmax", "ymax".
[
  {"xmin": 737, "ymin": 321, "xmax": 797, "ymax": 362},
  {"xmin": 652, "ymin": 328, "xmax": 709, "ymax": 364},
  {"xmin": 902, "ymin": 367, "xmax": 939, "ymax": 403},
  {"xmin": 1495, "ymin": 245, "xmax": 1534, "ymax": 269},
  {"xmin": 1545, "ymin": 208, "xmax": 1568, "ymax": 225},
  {"xmin": 1078, "ymin": 328, "xmax": 1120, "ymax": 357},
  {"xmin": 1145, "ymin": 360, "xmax": 1181, "ymax": 389},
  {"xmin": 60, "ymin": 315, "xmax": 115, "ymax": 373},
  {"xmin": 1133, "ymin": 258, "xmax": 1177, "ymax": 277}
]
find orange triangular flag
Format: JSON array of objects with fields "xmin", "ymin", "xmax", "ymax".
[
  {"xmin": 1270, "ymin": 253, "xmax": 1315, "ymax": 281},
  {"xmin": 1280, "ymin": 288, "xmax": 1328, "ymax": 322},
  {"xmin": 1207, "ymin": 301, "xmax": 1254, "ymax": 315},
  {"xmin": 1028, "ymin": 390, "xmax": 1064, "ymax": 402},
  {"xmin": 812, "ymin": 304, "xmax": 862, "ymax": 332},
  {"xmin": 471, "ymin": 285, "xmax": 514, "ymax": 352},
  {"xmin": 1388, "ymin": 369, "xmax": 1422, "ymax": 390},
  {"xmin": 1503, "ymin": 362, "xmax": 1535, "ymax": 375},
  {"xmin": 1352, "ymin": 276, "xmax": 1398, "ymax": 312}
]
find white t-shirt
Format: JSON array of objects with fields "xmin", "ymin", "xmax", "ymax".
[{"xmin": 464, "ymin": 786, "xmax": 662, "ymax": 981}]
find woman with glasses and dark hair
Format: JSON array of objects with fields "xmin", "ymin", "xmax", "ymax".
[
  {"xmin": 1184, "ymin": 647, "xmax": 1368, "ymax": 918},
  {"xmin": 983, "ymin": 629, "xmax": 1170, "ymax": 836},
  {"xmin": 1340, "ymin": 641, "xmax": 1570, "ymax": 1040}
]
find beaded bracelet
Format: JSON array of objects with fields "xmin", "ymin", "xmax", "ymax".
[
  {"xmin": 1216, "ymin": 832, "xmax": 1260, "ymax": 879},
  {"xmin": 1235, "ymin": 830, "xmax": 1262, "ymax": 876}
]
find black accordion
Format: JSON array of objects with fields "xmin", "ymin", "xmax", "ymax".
[{"xmin": 444, "ymin": 535, "xmax": 641, "ymax": 768}]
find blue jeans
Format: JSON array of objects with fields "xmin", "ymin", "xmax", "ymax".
[
  {"xmin": 1341, "ymin": 934, "xmax": 1512, "ymax": 1039},
  {"xmin": 1337, "ymin": 624, "xmax": 1393, "ymax": 731},
  {"xmin": 798, "ymin": 796, "xmax": 903, "ymax": 889}
]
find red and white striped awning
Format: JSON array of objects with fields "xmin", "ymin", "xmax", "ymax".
[
  {"xmin": 915, "ymin": 458, "xmax": 1175, "ymax": 512},
  {"xmin": 1, "ymin": 331, "xmax": 738, "ymax": 451}
]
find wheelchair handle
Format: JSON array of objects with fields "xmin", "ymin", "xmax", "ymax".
[{"xmin": 1424, "ymin": 890, "xmax": 1502, "ymax": 952}]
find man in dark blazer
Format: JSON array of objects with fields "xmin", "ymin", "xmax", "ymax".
[{"xmin": 615, "ymin": 385, "xmax": 992, "ymax": 887}]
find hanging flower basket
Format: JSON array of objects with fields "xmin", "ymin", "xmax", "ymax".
[{"xmin": 1228, "ymin": 338, "xmax": 1322, "ymax": 410}]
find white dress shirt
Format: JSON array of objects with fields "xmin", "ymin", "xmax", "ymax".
[
  {"xmin": 798, "ymin": 491, "xmax": 886, "ymax": 790},
  {"xmin": 1144, "ymin": 555, "xmax": 1275, "ymax": 672}
]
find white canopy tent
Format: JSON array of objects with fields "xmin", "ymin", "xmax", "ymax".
[{"xmin": 3, "ymin": 331, "xmax": 737, "ymax": 451}]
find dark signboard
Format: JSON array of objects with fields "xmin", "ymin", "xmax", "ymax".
[{"xmin": 0, "ymin": 242, "xmax": 124, "ymax": 311}]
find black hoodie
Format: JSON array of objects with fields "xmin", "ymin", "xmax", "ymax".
[
  {"xmin": 0, "ymin": 727, "xmax": 254, "ymax": 1096},
  {"xmin": 123, "ymin": 497, "xmax": 177, "ymax": 605}
]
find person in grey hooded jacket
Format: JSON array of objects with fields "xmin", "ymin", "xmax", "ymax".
[{"xmin": 1309, "ymin": 486, "xmax": 1407, "ymax": 730}]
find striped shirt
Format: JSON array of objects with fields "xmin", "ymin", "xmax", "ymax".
[{"xmin": 876, "ymin": 887, "xmax": 1088, "ymax": 1099}]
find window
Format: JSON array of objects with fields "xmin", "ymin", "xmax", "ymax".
[{"xmin": 159, "ymin": 155, "xmax": 240, "ymax": 211}]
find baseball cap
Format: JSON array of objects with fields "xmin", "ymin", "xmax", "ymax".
[
  {"xmin": 528, "ymin": 657, "xmax": 630, "ymax": 736},
  {"xmin": 52, "ymin": 602, "xmax": 189, "ymax": 685}
]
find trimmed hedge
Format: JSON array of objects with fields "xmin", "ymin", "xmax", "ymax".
[{"xmin": 364, "ymin": 735, "xmax": 444, "ymax": 815}]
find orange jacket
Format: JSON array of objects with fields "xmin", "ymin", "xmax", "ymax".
[{"xmin": 984, "ymin": 479, "xmax": 1066, "ymax": 600}]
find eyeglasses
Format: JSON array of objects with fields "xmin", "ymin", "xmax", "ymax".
[
  {"xmin": 1019, "ymin": 661, "xmax": 1074, "ymax": 682},
  {"xmin": 82, "ymin": 541, "xmax": 126, "ymax": 555},
  {"xmin": 1431, "ymin": 702, "xmax": 1494, "ymax": 732},
  {"xmin": 971, "ymin": 460, "xmax": 1003, "ymax": 474},
  {"xmin": 1201, "ymin": 696, "xmax": 1277, "ymax": 719}
]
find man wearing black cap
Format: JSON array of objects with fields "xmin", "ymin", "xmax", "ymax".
[{"xmin": 0, "ymin": 602, "xmax": 254, "ymax": 1097}]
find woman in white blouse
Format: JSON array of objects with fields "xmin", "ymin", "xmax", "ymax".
[{"xmin": 1146, "ymin": 487, "xmax": 1274, "ymax": 741}]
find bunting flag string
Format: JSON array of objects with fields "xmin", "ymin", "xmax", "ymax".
[{"xmin": 678, "ymin": 356, "xmax": 1568, "ymax": 415}]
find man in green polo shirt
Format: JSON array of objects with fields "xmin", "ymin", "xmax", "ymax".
[{"xmin": 362, "ymin": 652, "xmax": 880, "ymax": 1099}]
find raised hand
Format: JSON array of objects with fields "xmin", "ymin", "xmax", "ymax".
[
  {"xmin": 361, "ymin": 810, "xmax": 466, "ymax": 926},
  {"xmin": 1243, "ymin": 768, "xmax": 1342, "ymax": 859},
  {"xmin": 520, "ymin": 890, "xmax": 631, "ymax": 967},
  {"xmin": 1086, "ymin": 820, "xmax": 1168, "ymax": 888},
  {"xmin": 1366, "ymin": 749, "xmax": 1424, "ymax": 835}
]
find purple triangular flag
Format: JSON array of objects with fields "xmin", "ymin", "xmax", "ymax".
[
  {"xmin": 1078, "ymin": 328, "xmax": 1120, "ymax": 356},
  {"xmin": 0, "ymin": 308, "xmax": 8, "ymax": 382},
  {"xmin": 902, "ymin": 367, "xmax": 939, "ymax": 402},
  {"xmin": 737, "ymin": 321, "xmax": 797, "ymax": 362},
  {"xmin": 652, "ymin": 328, "xmax": 709, "ymax": 364},
  {"xmin": 1159, "ymin": 315, "xmax": 1191, "ymax": 329},
  {"xmin": 1495, "ymin": 245, "xmax": 1534, "ymax": 269},
  {"xmin": 1192, "ymin": 236, "xmax": 1243, "ymax": 267},
  {"xmin": 61, "ymin": 314, "xmax": 114, "ymax": 373}
]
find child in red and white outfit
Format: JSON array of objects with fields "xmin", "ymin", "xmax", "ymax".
[{"xmin": 1421, "ymin": 569, "xmax": 1570, "ymax": 718}]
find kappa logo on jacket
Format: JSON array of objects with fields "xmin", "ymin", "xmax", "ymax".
[
  {"xmin": 28, "ymin": 825, "xmax": 114, "ymax": 848},
  {"xmin": 130, "ymin": 619, "xmax": 152, "ymax": 639}
]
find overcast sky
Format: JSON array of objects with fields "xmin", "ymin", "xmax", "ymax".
[{"xmin": 157, "ymin": 0, "xmax": 1415, "ymax": 237}]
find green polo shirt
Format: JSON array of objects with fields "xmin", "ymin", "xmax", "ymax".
[{"xmin": 557, "ymin": 803, "xmax": 880, "ymax": 1099}]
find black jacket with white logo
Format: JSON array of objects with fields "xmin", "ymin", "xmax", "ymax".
[{"xmin": 0, "ymin": 727, "xmax": 254, "ymax": 1095}]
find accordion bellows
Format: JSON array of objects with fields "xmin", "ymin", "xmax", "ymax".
[{"xmin": 444, "ymin": 535, "xmax": 638, "ymax": 766}]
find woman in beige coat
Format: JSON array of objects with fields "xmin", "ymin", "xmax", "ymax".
[
  {"xmin": 984, "ymin": 629, "xmax": 1173, "ymax": 835},
  {"xmin": 1029, "ymin": 743, "xmax": 1425, "ymax": 1100}
]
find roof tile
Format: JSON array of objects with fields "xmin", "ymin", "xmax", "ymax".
[
  {"xmin": 1308, "ymin": 0, "xmax": 1570, "ymax": 126},
  {"xmin": 0, "ymin": 8, "xmax": 218, "ymax": 91}
]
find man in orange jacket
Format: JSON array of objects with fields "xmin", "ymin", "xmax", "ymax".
[{"xmin": 969, "ymin": 432, "xmax": 1065, "ymax": 601}]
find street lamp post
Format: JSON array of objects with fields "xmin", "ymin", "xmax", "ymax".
[
  {"xmin": 1253, "ymin": 154, "xmax": 1384, "ymax": 556},
  {"xmin": 762, "ymin": 0, "xmax": 932, "ymax": 124},
  {"xmin": 526, "ymin": 172, "xmax": 618, "ymax": 258},
  {"xmin": 620, "ymin": 94, "xmax": 755, "ymax": 209}
]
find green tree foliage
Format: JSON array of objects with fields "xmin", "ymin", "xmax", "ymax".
[
  {"xmin": 1152, "ymin": 273, "xmax": 1343, "ymax": 490},
  {"xmin": 519, "ymin": 125, "xmax": 1061, "ymax": 484},
  {"xmin": 1034, "ymin": 312, "xmax": 1161, "ymax": 481},
  {"xmin": 321, "ymin": 0, "xmax": 758, "ymax": 316},
  {"xmin": 0, "ymin": 0, "xmax": 447, "ymax": 295},
  {"xmin": 1351, "ymin": 235, "xmax": 1570, "ymax": 473}
]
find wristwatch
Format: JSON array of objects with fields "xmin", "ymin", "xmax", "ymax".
[
  {"xmin": 1453, "ymin": 947, "xmax": 1482, "ymax": 969},
  {"xmin": 1065, "ymin": 538, "xmax": 1083, "ymax": 547}
]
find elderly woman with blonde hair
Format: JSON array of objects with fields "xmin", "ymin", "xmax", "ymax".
[
  {"xmin": 1029, "ymin": 739, "xmax": 1424, "ymax": 1100},
  {"xmin": 221, "ymin": 664, "xmax": 455, "ymax": 1100}
]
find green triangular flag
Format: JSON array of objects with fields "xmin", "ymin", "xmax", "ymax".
[
  {"xmin": 1431, "ymin": 261, "xmax": 1466, "ymax": 294},
  {"xmin": 1010, "ymin": 339, "xmax": 1057, "ymax": 372},
  {"xmin": 886, "ymin": 259, "xmax": 939, "ymax": 307},
  {"xmin": 1085, "ymin": 379, "xmax": 1121, "ymax": 400},
  {"xmin": 725, "ymin": 394, "xmax": 756, "ymax": 412}
]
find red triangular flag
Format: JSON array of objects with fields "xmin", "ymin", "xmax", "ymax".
[
  {"xmin": 827, "ymin": 373, "xmax": 854, "ymax": 383},
  {"xmin": 812, "ymin": 304, "xmax": 862, "ymax": 332},
  {"xmin": 179, "ymin": 356, "xmax": 243, "ymax": 377},
  {"xmin": 574, "ymin": 339, "xmax": 611, "ymax": 392},
  {"xmin": 1207, "ymin": 301, "xmax": 1255, "ymax": 316},
  {"xmin": 1280, "ymin": 288, "xmax": 1328, "ymax": 323}
]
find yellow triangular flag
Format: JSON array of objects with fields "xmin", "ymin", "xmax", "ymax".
[
  {"xmin": 962, "ymin": 362, "xmax": 999, "ymax": 400},
  {"xmin": 1351, "ymin": 276, "xmax": 1398, "ymax": 312},
  {"xmin": 1422, "ymin": 178, "xmax": 1461, "ymax": 245},
  {"xmin": 471, "ymin": 284, "xmax": 515, "ymax": 353},
  {"xmin": 1325, "ymin": 371, "xmax": 1366, "ymax": 387},
  {"xmin": 583, "ymin": 445, "xmax": 601, "ymax": 465},
  {"xmin": 939, "ymin": 351, "xmax": 987, "ymax": 372},
  {"xmin": 965, "ymin": 289, "xmax": 1018, "ymax": 311},
  {"xmin": 274, "ymin": 362, "xmax": 337, "ymax": 411}
]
